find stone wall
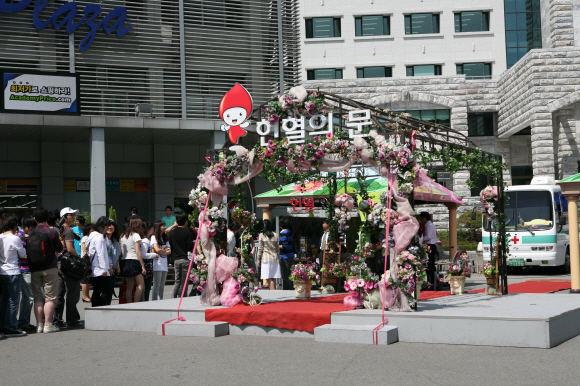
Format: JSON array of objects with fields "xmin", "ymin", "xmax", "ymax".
[
  {"xmin": 548, "ymin": 0, "xmax": 575, "ymax": 48},
  {"xmin": 555, "ymin": 106, "xmax": 579, "ymax": 179}
]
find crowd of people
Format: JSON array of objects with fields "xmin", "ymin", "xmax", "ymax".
[
  {"xmin": 0, "ymin": 203, "xmax": 354, "ymax": 339},
  {"xmin": 0, "ymin": 205, "xmax": 201, "ymax": 339}
]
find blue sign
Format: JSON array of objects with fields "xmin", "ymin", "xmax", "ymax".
[{"xmin": 0, "ymin": 0, "xmax": 132, "ymax": 52}]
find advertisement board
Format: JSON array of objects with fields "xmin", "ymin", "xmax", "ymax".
[{"xmin": 1, "ymin": 70, "xmax": 80, "ymax": 115}]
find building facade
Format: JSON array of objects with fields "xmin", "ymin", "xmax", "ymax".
[
  {"xmin": 0, "ymin": 0, "xmax": 300, "ymax": 219},
  {"xmin": 300, "ymin": 0, "xmax": 580, "ymax": 223}
]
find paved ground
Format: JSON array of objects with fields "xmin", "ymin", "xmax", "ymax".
[{"xmin": 1, "ymin": 268, "xmax": 577, "ymax": 386}]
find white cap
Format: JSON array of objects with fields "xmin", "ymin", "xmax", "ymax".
[{"xmin": 60, "ymin": 207, "xmax": 79, "ymax": 218}]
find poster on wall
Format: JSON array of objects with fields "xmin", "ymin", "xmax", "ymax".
[{"xmin": 1, "ymin": 70, "xmax": 80, "ymax": 115}]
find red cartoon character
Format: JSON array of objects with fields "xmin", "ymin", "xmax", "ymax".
[{"xmin": 219, "ymin": 83, "xmax": 253, "ymax": 144}]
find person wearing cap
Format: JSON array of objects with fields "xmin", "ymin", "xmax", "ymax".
[{"xmin": 53, "ymin": 207, "xmax": 84, "ymax": 329}]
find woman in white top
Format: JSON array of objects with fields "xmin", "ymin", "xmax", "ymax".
[
  {"xmin": 80, "ymin": 223, "xmax": 94, "ymax": 302},
  {"xmin": 151, "ymin": 220, "xmax": 171, "ymax": 300},
  {"xmin": 0, "ymin": 214, "xmax": 27, "ymax": 336},
  {"xmin": 140, "ymin": 221, "xmax": 157, "ymax": 302},
  {"xmin": 88, "ymin": 217, "xmax": 113, "ymax": 307},
  {"xmin": 120, "ymin": 217, "xmax": 146, "ymax": 303},
  {"xmin": 257, "ymin": 220, "xmax": 281, "ymax": 290}
]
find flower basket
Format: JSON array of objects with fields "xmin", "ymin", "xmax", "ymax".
[
  {"xmin": 485, "ymin": 274, "xmax": 496, "ymax": 285},
  {"xmin": 293, "ymin": 281, "xmax": 312, "ymax": 299},
  {"xmin": 346, "ymin": 275, "xmax": 358, "ymax": 282}
]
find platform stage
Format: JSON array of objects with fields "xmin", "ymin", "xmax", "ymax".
[{"xmin": 85, "ymin": 291, "xmax": 580, "ymax": 348}]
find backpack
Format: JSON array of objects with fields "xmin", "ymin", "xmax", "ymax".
[{"xmin": 26, "ymin": 230, "xmax": 54, "ymax": 271}]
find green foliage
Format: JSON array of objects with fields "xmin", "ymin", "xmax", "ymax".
[
  {"xmin": 108, "ymin": 206, "xmax": 117, "ymax": 224},
  {"xmin": 77, "ymin": 211, "xmax": 91, "ymax": 223},
  {"xmin": 457, "ymin": 211, "xmax": 482, "ymax": 242}
]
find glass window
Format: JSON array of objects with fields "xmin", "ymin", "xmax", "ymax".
[
  {"xmin": 306, "ymin": 17, "xmax": 341, "ymax": 38},
  {"xmin": 470, "ymin": 173, "xmax": 489, "ymax": 197},
  {"xmin": 454, "ymin": 11, "xmax": 489, "ymax": 32},
  {"xmin": 406, "ymin": 65, "xmax": 442, "ymax": 76},
  {"xmin": 456, "ymin": 62, "xmax": 492, "ymax": 79},
  {"xmin": 468, "ymin": 113, "xmax": 494, "ymax": 136},
  {"xmin": 511, "ymin": 166, "xmax": 533, "ymax": 185},
  {"xmin": 404, "ymin": 13, "xmax": 439, "ymax": 34},
  {"xmin": 355, "ymin": 15, "xmax": 390, "ymax": 36},
  {"xmin": 356, "ymin": 66, "xmax": 392, "ymax": 78},
  {"xmin": 504, "ymin": 0, "xmax": 541, "ymax": 68},
  {"xmin": 486, "ymin": 190, "xmax": 553, "ymax": 232},
  {"xmin": 307, "ymin": 69, "xmax": 343, "ymax": 80},
  {"xmin": 397, "ymin": 109, "xmax": 451, "ymax": 126}
]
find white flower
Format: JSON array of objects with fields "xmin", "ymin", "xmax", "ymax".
[
  {"xmin": 369, "ymin": 130, "xmax": 378, "ymax": 138},
  {"xmin": 289, "ymin": 86, "xmax": 308, "ymax": 103},
  {"xmin": 353, "ymin": 137, "xmax": 368, "ymax": 150}
]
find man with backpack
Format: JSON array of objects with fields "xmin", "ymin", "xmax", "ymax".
[
  {"xmin": 54, "ymin": 207, "xmax": 84, "ymax": 329},
  {"xmin": 27, "ymin": 207, "xmax": 63, "ymax": 334}
]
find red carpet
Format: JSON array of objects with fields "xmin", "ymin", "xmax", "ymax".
[
  {"xmin": 473, "ymin": 280, "xmax": 571, "ymax": 294},
  {"xmin": 419, "ymin": 291, "xmax": 453, "ymax": 300},
  {"xmin": 205, "ymin": 294, "xmax": 352, "ymax": 332}
]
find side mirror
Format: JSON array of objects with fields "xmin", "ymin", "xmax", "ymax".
[{"xmin": 559, "ymin": 215, "xmax": 567, "ymax": 225}]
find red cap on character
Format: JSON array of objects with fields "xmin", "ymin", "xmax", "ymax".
[{"xmin": 219, "ymin": 83, "xmax": 253, "ymax": 120}]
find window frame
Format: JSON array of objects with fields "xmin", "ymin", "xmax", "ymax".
[
  {"xmin": 306, "ymin": 68, "xmax": 343, "ymax": 80},
  {"xmin": 504, "ymin": 0, "xmax": 541, "ymax": 68},
  {"xmin": 306, "ymin": 17, "xmax": 342, "ymax": 39},
  {"xmin": 456, "ymin": 62, "xmax": 492, "ymax": 79},
  {"xmin": 454, "ymin": 11, "xmax": 490, "ymax": 33},
  {"xmin": 467, "ymin": 113, "xmax": 495, "ymax": 137},
  {"xmin": 404, "ymin": 13, "xmax": 440, "ymax": 35},
  {"xmin": 406, "ymin": 64, "xmax": 442, "ymax": 77},
  {"xmin": 355, "ymin": 15, "xmax": 390, "ymax": 37},
  {"xmin": 356, "ymin": 66, "xmax": 393, "ymax": 79}
]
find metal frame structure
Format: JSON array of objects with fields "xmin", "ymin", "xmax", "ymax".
[{"xmin": 210, "ymin": 90, "xmax": 509, "ymax": 294}]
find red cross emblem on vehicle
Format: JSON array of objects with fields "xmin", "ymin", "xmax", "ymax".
[{"xmin": 511, "ymin": 235, "xmax": 520, "ymax": 244}]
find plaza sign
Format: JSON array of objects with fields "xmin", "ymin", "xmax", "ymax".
[{"xmin": 0, "ymin": 0, "xmax": 132, "ymax": 52}]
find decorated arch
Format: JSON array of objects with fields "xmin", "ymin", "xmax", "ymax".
[{"xmin": 190, "ymin": 84, "xmax": 508, "ymax": 311}]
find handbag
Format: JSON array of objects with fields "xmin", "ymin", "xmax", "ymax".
[{"xmin": 61, "ymin": 253, "xmax": 91, "ymax": 280}]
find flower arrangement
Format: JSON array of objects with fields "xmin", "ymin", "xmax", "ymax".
[
  {"xmin": 230, "ymin": 204, "xmax": 256, "ymax": 227},
  {"xmin": 320, "ymin": 261, "xmax": 347, "ymax": 278},
  {"xmin": 333, "ymin": 192, "xmax": 354, "ymax": 232},
  {"xmin": 265, "ymin": 87, "xmax": 329, "ymax": 123},
  {"xmin": 479, "ymin": 185, "xmax": 499, "ymax": 219},
  {"xmin": 289, "ymin": 263, "xmax": 319, "ymax": 283},
  {"xmin": 444, "ymin": 252, "xmax": 472, "ymax": 279},
  {"xmin": 230, "ymin": 266, "xmax": 261, "ymax": 305},
  {"xmin": 479, "ymin": 263, "xmax": 498, "ymax": 276},
  {"xmin": 189, "ymin": 254, "xmax": 208, "ymax": 291},
  {"xmin": 344, "ymin": 277, "xmax": 379, "ymax": 294},
  {"xmin": 387, "ymin": 250, "xmax": 428, "ymax": 303}
]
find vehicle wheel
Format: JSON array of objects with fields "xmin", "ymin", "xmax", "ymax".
[{"xmin": 560, "ymin": 248, "xmax": 571, "ymax": 274}]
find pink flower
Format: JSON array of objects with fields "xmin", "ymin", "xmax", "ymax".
[
  {"xmin": 254, "ymin": 287, "xmax": 259, "ymax": 293},
  {"xmin": 344, "ymin": 283, "xmax": 350, "ymax": 292},
  {"xmin": 357, "ymin": 279, "xmax": 365, "ymax": 288},
  {"xmin": 197, "ymin": 286, "xmax": 204, "ymax": 292},
  {"xmin": 400, "ymin": 157, "xmax": 408, "ymax": 167},
  {"xmin": 248, "ymin": 268, "xmax": 254, "ymax": 274},
  {"xmin": 348, "ymin": 280, "xmax": 358, "ymax": 291},
  {"xmin": 326, "ymin": 132, "xmax": 333, "ymax": 139}
]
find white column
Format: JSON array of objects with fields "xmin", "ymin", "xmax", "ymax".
[
  {"xmin": 211, "ymin": 131, "xmax": 226, "ymax": 149},
  {"xmin": 90, "ymin": 128, "xmax": 106, "ymax": 219}
]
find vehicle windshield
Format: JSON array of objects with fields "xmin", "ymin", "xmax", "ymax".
[{"xmin": 484, "ymin": 190, "xmax": 553, "ymax": 232}]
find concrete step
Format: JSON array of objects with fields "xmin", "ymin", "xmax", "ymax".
[
  {"xmin": 156, "ymin": 320, "xmax": 229, "ymax": 337},
  {"xmin": 314, "ymin": 324, "xmax": 398, "ymax": 345}
]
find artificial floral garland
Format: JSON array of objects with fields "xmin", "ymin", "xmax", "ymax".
[{"xmin": 479, "ymin": 185, "xmax": 499, "ymax": 219}]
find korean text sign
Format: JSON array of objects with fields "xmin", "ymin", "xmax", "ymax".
[{"xmin": 2, "ymin": 72, "xmax": 79, "ymax": 114}]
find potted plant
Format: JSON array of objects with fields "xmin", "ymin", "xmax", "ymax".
[
  {"xmin": 289, "ymin": 263, "xmax": 319, "ymax": 299},
  {"xmin": 343, "ymin": 269, "xmax": 380, "ymax": 309},
  {"xmin": 443, "ymin": 252, "xmax": 472, "ymax": 295},
  {"xmin": 479, "ymin": 263, "xmax": 499, "ymax": 294}
]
